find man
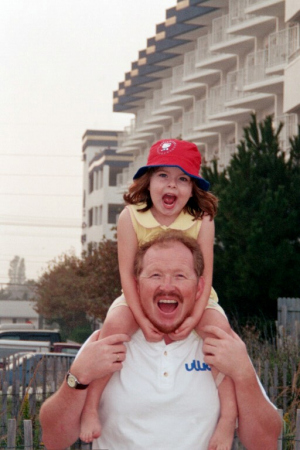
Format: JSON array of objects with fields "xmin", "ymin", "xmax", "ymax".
[{"xmin": 40, "ymin": 230, "xmax": 281, "ymax": 449}]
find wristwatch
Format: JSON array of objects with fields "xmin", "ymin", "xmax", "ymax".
[{"xmin": 66, "ymin": 372, "xmax": 89, "ymax": 390}]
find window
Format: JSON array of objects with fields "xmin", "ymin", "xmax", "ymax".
[
  {"xmin": 88, "ymin": 208, "xmax": 93, "ymax": 227},
  {"xmin": 109, "ymin": 166, "xmax": 123, "ymax": 186},
  {"xmin": 89, "ymin": 173, "xmax": 94, "ymax": 193},
  {"xmin": 108, "ymin": 204, "xmax": 123, "ymax": 224}
]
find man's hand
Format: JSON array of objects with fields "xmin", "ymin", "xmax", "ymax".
[
  {"xmin": 202, "ymin": 325, "xmax": 253, "ymax": 381},
  {"xmin": 70, "ymin": 332, "xmax": 130, "ymax": 385}
]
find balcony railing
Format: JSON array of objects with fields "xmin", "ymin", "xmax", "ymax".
[
  {"xmin": 162, "ymin": 78, "xmax": 172, "ymax": 101},
  {"xmin": 211, "ymin": 15, "xmax": 236, "ymax": 46},
  {"xmin": 145, "ymin": 99, "xmax": 153, "ymax": 116},
  {"xmin": 219, "ymin": 144, "xmax": 237, "ymax": 167},
  {"xmin": 245, "ymin": 49, "xmax": 268, "ymax": 84},
  {"xmin": 182, "ymin": 111, "xmax": 195, "ymax": 137},
  {"xmin": 228, "ymin": 0, "xmax": 255, "ymax": 27},
  {"xmin": 275, "ymin": 114, "xmax": 298, "ymax": 153},
  {"xmin": 209, "ymin": 85, "xmax": 227, "ymax": 115},
  {"xmin": 184, "ymin": 50, "xmax": 197, "ymax": 78},
  {"xmin": 194, "ymin": 99, "xmax": 208, "ymax": 126},
  {"xmin": 153, "ymin": 89, "xmax": 163, "ymax": 110},
  {"xmin": 268, "ymin": 25, "xmax": 299, "ymax": 68},
  {"xmin": 172, "ymin": 65, "xmax": 185, "ymax": 90},
  {"xmin": 196, "ymin": 34, "xmax": 220, "ymax": 64},
  {"xmin": 135, "ymin": 109, "xmax": 145, "ymax": 129}
]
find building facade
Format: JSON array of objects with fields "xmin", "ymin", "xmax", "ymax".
[
  {"xmin": 113, "ymin": 0, "xmax": 300, "ymax": 189},
  {"xmin": 81, "ymin": 130, "xmax": 133, "ymax": 250}
]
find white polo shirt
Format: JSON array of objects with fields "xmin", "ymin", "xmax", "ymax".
[{"xmin": 95, "ymin": 330, "xmax": 220, "ymax": 450}]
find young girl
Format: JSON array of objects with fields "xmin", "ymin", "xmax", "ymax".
[{"xmin": 80, "ymin": 139, "xmax": 237, "ymax": 450}]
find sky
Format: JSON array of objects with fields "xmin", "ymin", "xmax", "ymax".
[{"xmin": 0, "ymin": 0, "xmax": 176, "ymax": 286}]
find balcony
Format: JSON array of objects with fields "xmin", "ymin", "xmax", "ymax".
[
  {"xmin": 207, "ymin": 76, "xmax": 253, "ymax": 122},
  {"xmin": 246, "ymin": 0, "xmax": 284, "ymax": 18},
  {"xmin": 116, "ymin": 154, "xmax": 147, "ymax": 191},
  {"xmin": 227, "ymin": 0, "xmax": 275, "ymax": 37},
  {"xmin": 224, "ymin": 69, "xmax": 274, "ymax": 111},
  {"xmin": 267, "ymin": 25, "xmax": 299, "ymax": 74},
  {"xmin": 172, "ymin": 64, "xmax": 205, "ymax": 98},
  {"xmin": 161, "ymin": 121, "xmax": 182, "ymax": 140},
  {"xmin": 195, "ymin": 34, "xmax": 237, "ymax": 71},
  {"xmin": 210, "ymin": 14, "xmax": 254, "ymax": 54},
  {"xmin": 218, "ymin": 144, "xmax": 237, "ymax": 168},
  {"xmin": 274, "ymin": 114, "xmax": 298, "ymax": 154},
  {"xmin": 152, "ymin": 86, "xmax": 182, "ymax": 116},
  {"xmin": 193, "ymin": 98, "xmax": 232, "ymax": 136},
  {"xmin": 243, "ymin": 49, "xmax": 283, "ymax": 94}
]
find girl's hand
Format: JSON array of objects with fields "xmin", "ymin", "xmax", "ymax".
[
  {"xmin": 139, "ymin": 317, "xmax": 164, "ymax": 342},
  {"xmin": 168, "ymin": 316, "xmax": 198, "ymax": 341}
]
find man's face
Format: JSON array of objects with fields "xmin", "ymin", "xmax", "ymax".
[{"xmin": 136, "ymin": 241, "xmax": 204, "ymax": 335}]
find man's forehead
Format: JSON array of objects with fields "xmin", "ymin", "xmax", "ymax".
[{"xmin": 142, "ymin": 242, "xmax": 194, "ymax": 268}]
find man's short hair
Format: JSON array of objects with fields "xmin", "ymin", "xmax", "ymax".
[{"xmin": 134, "ymin": 230, "xmax": 204, "ymax": 279}]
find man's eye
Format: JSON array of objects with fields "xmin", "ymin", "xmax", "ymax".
[
  {"xmin": 150, "ymin": 273, "xmax": 161, "ymax": 278},
  {"xmin": 175, "ymin": 274, "xmax": 186, "ymax": 279}
]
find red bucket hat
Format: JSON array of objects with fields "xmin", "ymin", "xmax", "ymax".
[{"xmin": 133, "ymin": 139, "xmax": 210, "ymax": 191}]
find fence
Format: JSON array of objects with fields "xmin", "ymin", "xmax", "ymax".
[
  {"xmin": 1, "ymin": 352, "xmax": 300, "ymax": 449},
  {"xmin": 277, "ymin": 297, "xmax": 300, "ymax": 343},
  {"xmin": 2, "ymin": 410, "xmax": 300, "ymax": 450}
]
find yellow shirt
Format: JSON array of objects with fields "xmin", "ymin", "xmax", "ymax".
[{"xmin": 127, "ymin": 204, "xmax": 201, "ymax": 245}]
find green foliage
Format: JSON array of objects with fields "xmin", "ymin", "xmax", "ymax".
[
  {"xmin": 33, "ymin": 238, "xmax": 121, "ymax": 341},
  {"xmin": 202, "ymin": 114, "xmax": 300, "ymax": 321}
]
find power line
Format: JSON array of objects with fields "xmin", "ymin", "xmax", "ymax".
[
  {"xmin": 0, "ymin": 153, "xmax": 81, "ymax": 158},
  {"xmin": 0, "ymin": 193, "xmax": 81, "ymax": 197},
  {"xmin": 0, "ymin": 174, "xmax": 81, "ymax": 178}
]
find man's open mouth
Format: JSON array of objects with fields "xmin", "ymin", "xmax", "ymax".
[{"xmin": 158, "ymin": 299, "xmax": 178, "ymax": 313}]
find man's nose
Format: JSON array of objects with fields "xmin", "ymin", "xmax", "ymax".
[{"xmin": 160, "ymin": 275, "xmax": 175, "ymax": 289}]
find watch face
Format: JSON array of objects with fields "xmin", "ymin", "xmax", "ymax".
[{"xmin": 67, "ymin": 374, "xmax": 77, "ymax": 388}]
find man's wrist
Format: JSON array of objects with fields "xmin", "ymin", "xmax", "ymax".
[{"xmin": 66, "ymin": 371, "xmax": 89, "ymax": 390}]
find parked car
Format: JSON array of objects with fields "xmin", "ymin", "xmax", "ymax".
[
  {"xmin": 0, "ymin": 339, "xmax": 51, "ymax": 360},
  {"xmin": 52, "ymin": 342, "xmax": 81, "ymax": 356},
  {"xmin": 0, "ymin": 329, "xmax": 61, "ymax": 351}
]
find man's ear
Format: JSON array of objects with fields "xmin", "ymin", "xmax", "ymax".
[{"xmin": 195, "ymin": 276, "xmax": 205, "ymax": 301}]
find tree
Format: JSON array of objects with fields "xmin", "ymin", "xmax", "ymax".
[
  {"xmin": 34, "ymin": 238, "xmax": 121, "ymax": 340},
  {"xmin": 7, "ymin": 256, "xmax": 27, "ymax": 299},
  {"xmin": 202, "ymin": 114, "xmax": 300, "ymax": 322}
]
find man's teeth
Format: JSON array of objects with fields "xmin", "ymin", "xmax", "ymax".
[{"xmin": 159, "ymin": 300, "xmax": 177, "ymax": 303}]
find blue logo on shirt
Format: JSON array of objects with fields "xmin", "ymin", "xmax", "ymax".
[{"xmin": 185, "ymin": 360, "xmax": 211, "ymax": 372}]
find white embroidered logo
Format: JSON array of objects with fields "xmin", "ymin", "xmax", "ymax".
[{"xmin": 157, "ymin": 140, "xmax": 176, "ymax": 155}]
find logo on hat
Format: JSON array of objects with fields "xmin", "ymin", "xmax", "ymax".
[{"xmin": 157, "ymin": 140, "xmax": 177, "ymax": 155}]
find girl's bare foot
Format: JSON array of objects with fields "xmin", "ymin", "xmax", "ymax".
[
  {"xmin": 80, "ymin": 409, "xmax": 102, "ymax": 443},
  {"xmin": 208, "ymin": 416, "xmax": 235, "ymax": 450}
]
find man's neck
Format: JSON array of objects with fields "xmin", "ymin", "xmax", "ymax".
[{"xmin": 164, "ymin": 335, "xmax": 174, "ymax": 345}]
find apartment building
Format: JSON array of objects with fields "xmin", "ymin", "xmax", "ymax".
[
  {"xmin": 113, "ymin": 0, "xmax": 300, "ymax": 189},
  {"xmin": 81, "ymin": 130, "xmax": 133, "ymax": 250}
]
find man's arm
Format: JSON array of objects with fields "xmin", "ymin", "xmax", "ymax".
[
  {"xmin": 202, "ymin": 325, "xmax": 282, "ymax": 450},
  {"xmin": 40, "ymin": 332, "xmax": 129, "ymax": 450}
]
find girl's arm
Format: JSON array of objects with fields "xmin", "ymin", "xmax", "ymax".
[
  {"xmin": 171, "ymin": 215, "xmax": 215, "ymax": 339},
  {"xmin": 117, "ymin": 208, "xmax": 163, "ymax": 342}
]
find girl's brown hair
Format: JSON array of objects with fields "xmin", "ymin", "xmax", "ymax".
[{"xmin": 123, "ymin": 168, "xmax": 218, "ymax": 220}]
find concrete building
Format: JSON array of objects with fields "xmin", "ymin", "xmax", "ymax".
[
  {"xmin": 0, "ymin": 300, "xmax": 40, "ymax": 329},
  {"xmin": 81, "ymin": 130, "xmax": 133, "ymax": 250},
  {"xmin": 112, "ymin": 0, "xmax": 300, "ymax": 188}
]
